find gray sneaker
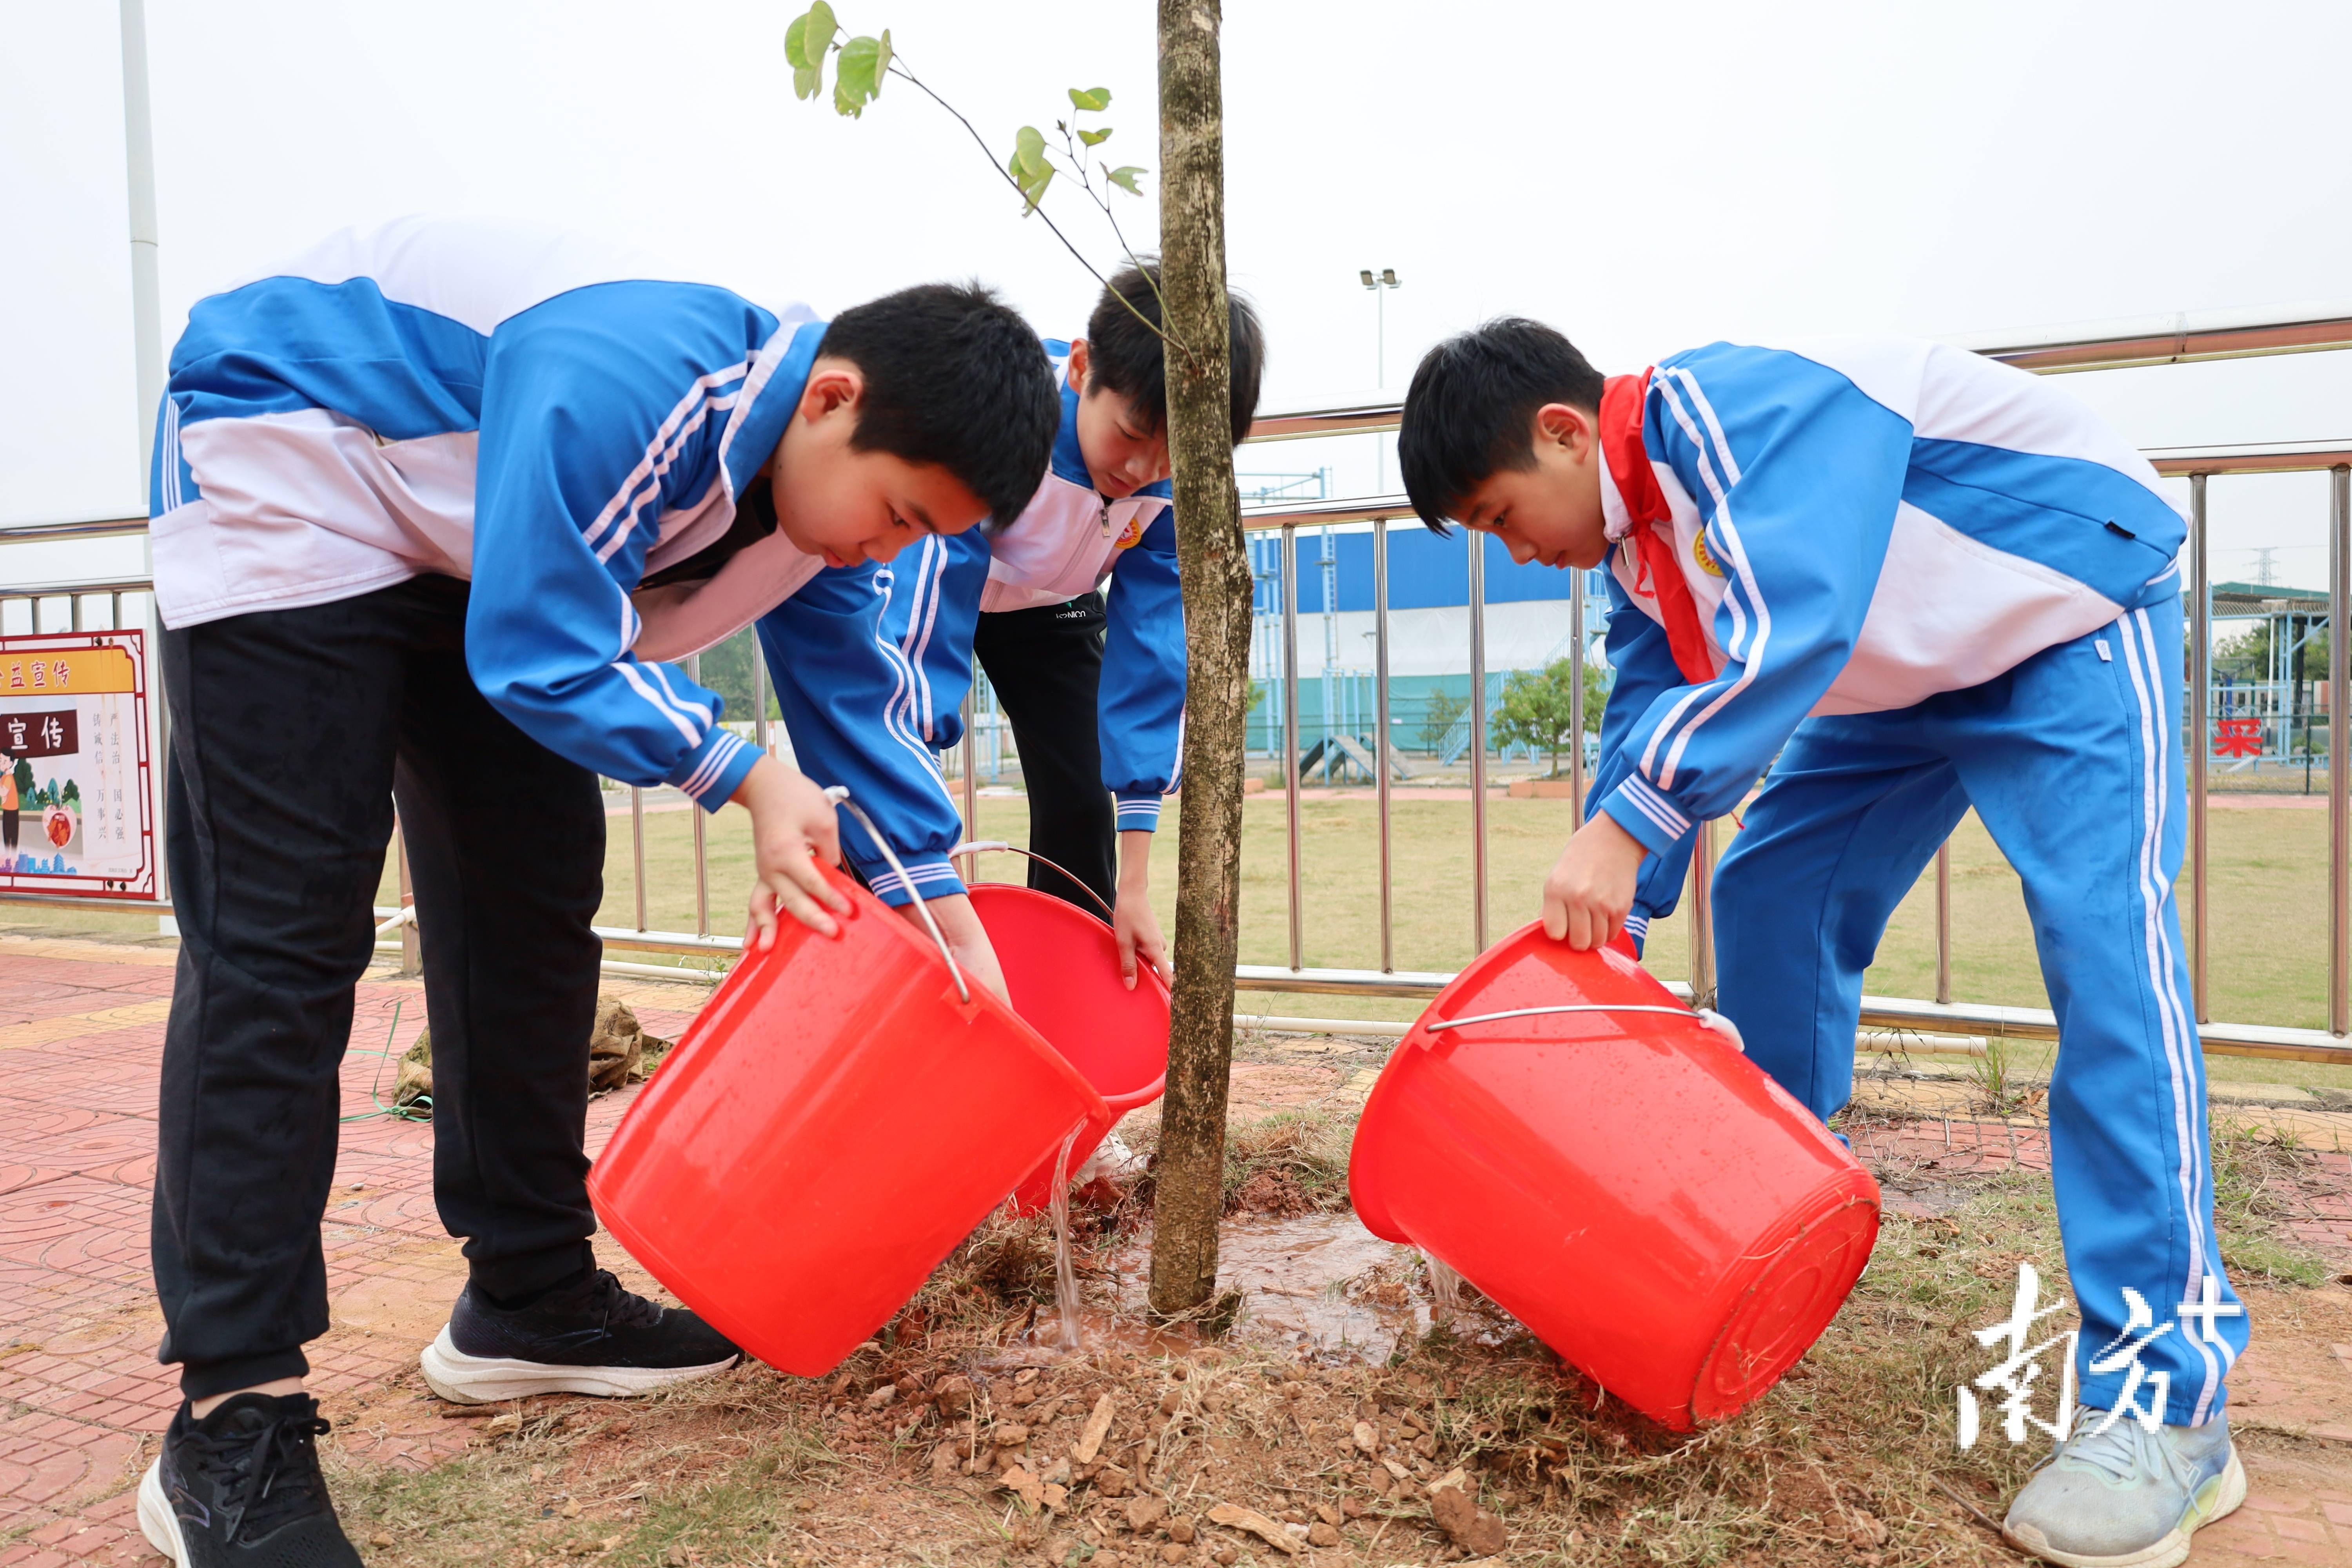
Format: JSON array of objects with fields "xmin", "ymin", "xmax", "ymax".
[{"xmin": 2002, "ymin": 1408, "xmax": 2245, "ymax": 1567}]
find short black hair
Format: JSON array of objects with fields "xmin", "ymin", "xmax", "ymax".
[
  {"xmin": 1398, "ymin": 318, "xmax": 1606, "ymax": 532},
  {"xmin": 1084, "ymin": 263, "xmax": 1266, "ymax": 447},
  {"xmin": 824, "ymin": 281, "xmax": 1060, "ymax": 529}
]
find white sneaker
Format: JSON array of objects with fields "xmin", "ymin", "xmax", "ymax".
[{"xmin": 2002, "ymin": 1409, "xmax": 2244, "ymax": 1568}]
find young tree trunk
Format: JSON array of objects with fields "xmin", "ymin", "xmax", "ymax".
[{"xmin": 1147, "ymin": 0, "xmax": 1250, "ymax": 1320}]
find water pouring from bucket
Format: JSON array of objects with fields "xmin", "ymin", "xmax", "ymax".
[{"xmin": 1349, "ymin": 923, "xmax": 1879, "ymax": 1431}]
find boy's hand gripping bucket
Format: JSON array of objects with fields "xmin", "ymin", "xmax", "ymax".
[
  {"xmin": 587, "ymin": 848, "xmax": 1109, "ymax": 1378},
  {"xmin": 1348, "ymin": 924, "xmax": 1880, "ymax": 1430}
]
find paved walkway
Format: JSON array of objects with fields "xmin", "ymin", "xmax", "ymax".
[
  {"xmin": 0, "ymin": 933, "xmax": 706, "ymax": 1568},
  {"xmin": 8, "ymin": 935, "xmax": 2352, "ymax": 1564}
]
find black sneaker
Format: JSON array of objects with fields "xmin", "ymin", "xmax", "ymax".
[
  {"xmin": 418, "ymin": 1267, "xmax": 739, "ymax": 1404},
  {"xmin": 136, "ymin": 1392, "xmax": 362, "ymax": 1566}
]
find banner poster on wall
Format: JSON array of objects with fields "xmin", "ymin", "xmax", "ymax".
[{"xmin": 0, "ymin": 630, "xmax": 156, "ymax": 900}]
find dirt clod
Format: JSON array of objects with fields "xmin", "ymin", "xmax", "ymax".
[
  {"xmin": 1123, "ymin": 1495, "xmax": 1168, "ymax": 1532},
  {"xmin": 1206, "ymin": 1503, "xmax": 1302, "ymax": 1556},
  {"xmin": 1306, "ymin": 1521, "xmax": 1340, "ymax": 1547},
  {"xmin": 1430, "ymin": 1481, "xmax": 1508, "ymax": 1557},
  {"xmin": 933, "ymin": 1374, "xmax": 973, "ymax": 1415}
]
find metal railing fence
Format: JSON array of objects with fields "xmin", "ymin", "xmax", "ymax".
[{"xmin": 9, "ymin": 309, "xmax": 2352, "ymax": 1061}]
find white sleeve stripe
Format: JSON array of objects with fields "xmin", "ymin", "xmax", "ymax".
[
  {"xmin": 1613, "ymin": 780, "xmax": 1687, "ymax": 840},
  {"xmin": 592, "ymin": 387, "xmax": 738, "ymax": 564},
  {"xmin": 902, "ymin": 538, "xmax": 947, "ymax": 740},
  {"xmin": 714, "ymin": 324, "xmax": 799, "ymax": 497},
  {"xmin": 1644, "ymin": 367, "xmax": 1774, "ymax": 793},
  {"xmin": 612, "ymin": 661, "xmax": 703, "ymax": 745},
  {"xmin": 681, "ymin": 730, "xmax": 745, "ymax": 799},
  {"xmin": 161, "ymin": 396, "xmax": 183, "ymax": 512},
  {"xmin": 1620, "ymin": 774, "xmax": 1691, "ymax": 833},
  {"xmin": 643, "ymin": 661, "xmax": 713, "ymax": 726},
  {"xmin": 865, "ymin": 572, "xmax": 964, "ymax": 817},
  {"xmin": 581, "ymin": 360, "xmax": 748, "ymax": 561}
]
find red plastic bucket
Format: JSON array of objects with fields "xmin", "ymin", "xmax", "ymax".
[
  {"xmin": 587, "ymin": 863, "xmax": 1109, "ymax": 1377},
  {"xmin": 967, "ymin": 883, "xmax": 1169, "ymax": 1214},
  {"xmin": 1349, "ymin": 923, "xmax": 1880, "ymax": 1430}
]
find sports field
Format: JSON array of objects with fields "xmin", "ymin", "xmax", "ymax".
[{"xmin": 579, "ymin": 786, "xmax": 2333, "ymax": 1037}]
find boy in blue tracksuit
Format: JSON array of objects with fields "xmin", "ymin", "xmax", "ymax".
[
  {"xmin": 760, "ymin": 267, "xmax": 1264, "ymax": 991},
  {"xmin": 137, "ymin": 217, "xmax": 1058, "ymax": 1567},
  {"xmin": 1400, "ymin": 320, "xmax": 2245, "ymax": 1568}
]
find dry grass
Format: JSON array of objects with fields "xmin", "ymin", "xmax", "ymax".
[{"xmin": 326, "ymin": 1087, "xmax": 2336, "ymax": 1568}]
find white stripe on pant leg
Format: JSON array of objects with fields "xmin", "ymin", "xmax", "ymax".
[
  {"xmin": 2116, "ymin": 612, "xmax": 2222, "ymax": 1422},
  {"xmin": 2132, "ymin": 606, "xmax": 2233, "ymax": 1399}
]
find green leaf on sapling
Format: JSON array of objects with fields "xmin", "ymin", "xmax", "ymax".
[
  {"xmin": 1078, "ymin": 127, "xmax": 1111, "ymax": 147},
  {"xmin": 1068, "ymin": 86, "xmax": 1111, "ymax": 112},
  {"xmin": 835, "ymin": 34, "xmax": 882, "ymax": 114},
  {"xmin": 1105, "ymin": 165, "xmax": 1145, "ymax": 196},
  {"xmin": 786, "ymin": 2, "xmax": 837, "ymax": 67},
  {"xmin": 793, "ymin": 61, "xmax": 822, "ymax": 100},
  {"xmin": 874, "ymin": 27, "xmax": 891, "ymax": 82},
  {"xmin": 1012, "ymin": 125, "xmax": 1049, "ymax": 180}
]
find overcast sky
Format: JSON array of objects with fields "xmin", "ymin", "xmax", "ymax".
[{"xmin": 7, "ymin": 0, "xmax": 2352, "ymax": 593}]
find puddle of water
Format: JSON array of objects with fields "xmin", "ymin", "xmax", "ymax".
[{"xmin": 1078, "ymin": 1212, "xmax": 1497, "ymax": 1362}]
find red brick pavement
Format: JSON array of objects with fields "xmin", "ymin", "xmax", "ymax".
[{"xmin": 0, "ymin": 935, "xmax": 701, "ymax": 1565}]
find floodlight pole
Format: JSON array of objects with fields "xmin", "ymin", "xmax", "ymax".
[
  {"xmin": 121, "ymin": 0, "xmax": 171, "ymax": 916},
  {"xmin": 1361, "ymin": 267, "xmax": 1401, "ymax": 490},
  {"xmin": 122, "ymin": 0, "xmax": 164, "ymax": 479}
]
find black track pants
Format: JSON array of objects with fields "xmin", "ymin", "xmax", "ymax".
[
  {"xmin": 973, "ymin": 593, "xmax": 1116, "ymax": 916},
  {"xmin": 152, "ymin": 575, "xmax": 605, "ymax": 1398}
]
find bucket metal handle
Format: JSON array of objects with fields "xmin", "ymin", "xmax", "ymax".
[
  {"xmin": 1422, "ymin": 1002, "xmax": 1745, "ymax": 1053},
  {"xmin": 951, "ymin": 839, "xmax": 1119, "ymax": 925},
  {"xmin": 825, "ymin": 787, "xmax": 970, "ymax": 1005}
]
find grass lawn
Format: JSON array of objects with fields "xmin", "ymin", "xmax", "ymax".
[
  {"xmin": 11, "ymin": 784, "xmax": 2331, "ymax": 1075},
  {"xmin": 561, "ymin": 787, "xmax": 2336, "ymax": 1033}
]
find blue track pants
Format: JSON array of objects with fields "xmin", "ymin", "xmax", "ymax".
[{"xmin": 1713, "ymin": 592, "xmax": 2245, "ymax": 1424}]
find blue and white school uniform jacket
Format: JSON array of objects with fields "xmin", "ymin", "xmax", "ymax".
[
  {"xmin": 760, "ymin": 341, "xmax": 1183, "ymax": 903},
  {"xmin": 148, "ymin": 215, "xmax": 920, "ymax": 814},
  {"xmin": 1588, "ymin": 338, "xmax": 2186, "ymax": 938}
]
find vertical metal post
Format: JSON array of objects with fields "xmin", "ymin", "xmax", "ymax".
[
  {"xmin": 393, "ymin": 818, "xmax": 421, "ymax": 978},
  {"xmin": 1373, "ymin": 518, "xmax": 1395, "ymax": 973},
  {"xmin": 751, "ymin": 635, "xmax": 769, "ymax": 759},
  {"xmin": 1468, "ymin": 532, "xmax": 1490, "ymax": 953},
  {"xmin": 630, "ymin": 786, "xmax": 648, "ymax": 931},
  {"xmin": 2189, "ymin": 474, "xmax": 2211, "ymax": 1021},
  {"xmin": 1568, "ymin": 568, "xmax": 1587, "ymax": 819},
  {"xmin": 1282, "ymin": 526, "xmax": 1303, "ymax": 971},
  {"xmin": 1934, "ymin": 840, "xmax": 1953, "ymax": 1005},
  {"xmin": 2331, "ymin": 466, "xmax": 2349, "ymax": 1036},
  {"xmin": 110, "ymin": 592, "xmax": 122, "ymax": 630},
  {"xmin": 71, "ymin": 595, "xmax": 84, "ymax": 633},
  {"xmin": 688, "ymin": 653, "xmax": 708, "ymax": 937},
  {"xmin": 120, "ymin": 0, "xmax": 165, "ymax": 481},
  {"xmin": 1689, "ymin": 818, "xmax": 1716, "ymax": 1004},
  {"xmin": 961, "ymin": 675, "xmax": 979, "ymax": 881}
]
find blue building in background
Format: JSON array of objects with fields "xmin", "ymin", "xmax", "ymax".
[{"xmin": 1245, "ymin": 526, "xmax": 1612, "ymax": 764}]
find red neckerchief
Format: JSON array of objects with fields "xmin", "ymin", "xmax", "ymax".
[{"xmin": 1600, "ymin": 370, "xmax": 1715, "ymax": 685}]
